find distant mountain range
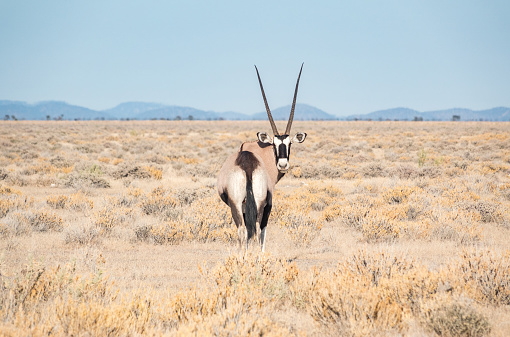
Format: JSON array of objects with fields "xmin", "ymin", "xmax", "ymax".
[
  {"xmin": 0, "ymin": 101, "xmax": 335, "ymax": 121},
  {"xmin": 346, "ymin": 107, "xmax": 510, "ymax": 121},
  {"xmin": 1, "ymin": 100, "xmax": 509, "ymax": 121}
]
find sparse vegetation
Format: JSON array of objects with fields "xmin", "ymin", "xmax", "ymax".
[{"xmin": 1, "ymin": 120, "xmax": 509, "ymax": 335}]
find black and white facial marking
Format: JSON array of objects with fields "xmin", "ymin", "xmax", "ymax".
[
  {"xmin": 257, "ymin": 131, "xmax": 307, "ymax": 172},
  {"xmin": 273, "ymin": 135, "xmax": 291, "ymax": 171}
]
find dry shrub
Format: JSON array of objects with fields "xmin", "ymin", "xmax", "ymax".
[
  {"xmin": 450, "ymin": 249, "xmax": 510, "ymax": 305},
  {"xmin": 343, "ymin": 250, "xmax": 418, "ymax": 285},
  {"xmin": 0, "ymin": 195, "xmax": 31, "ymax": 219},
  {"xmin": 4, "ymin": 172, "xmax": 28, "ymax": 187},
  {"xmin": 390, "ymin": 164, "xmax": 420, "ymax": 180},
  {"xmin": 46, "ymin": 194, "xmax": 68, "ymax": 209},
  {"xmin": 0, "ymin": 214, "xmax": 31, "ymax": 237},
  {"xmin": 108, "ymin": 187, "xmax": 144, "ymax": 208},
  {"xmin": 290, "ymin": 165, "xmax": 302, "ymax": 178},
  {"xmin": 98, "ymin": 156, "xmax": 110, "ymax": 164},
  {"xmin": 423, "ymin": 209, "xmax": 483, "ymax": 243},
  {"xmin": 421, "ymin": 296, "xmax": 491, "ymax": 337},
  {"xmin": 172, "ymin": 306, "xmax": 295, "ymax": 336},
  {"xmin": 21, "ymin": 161, "xmax": 74, "ymax": 176},
  {"xmin": 5, "ymin": 210, "xmax": 64, "ymax": 233},
  {"xmin": 322, "ymin": 195, "xmax": 379, "ymax": 228},
  {"xmin": 361, "ymin": 215, "xmax": 400, "ymax": 242},
  {"xmin": 299, "ymin": 162, "xmax": 344, "ymax": 179},
  {"xmin": 277, "ymin": 212, "xmax": 322, "ymax": 248},
  {"xmin": 173, "ymin": 187, "xmax": 210, "ymax": 205},
  {"xmin": 54, "ymin": 295, "xmax": 152, "ymax": 337},
  {"xmin": 93, "ymin": 206, "xmax": 135, "ymax": 234},
  {"xmin": 0, "ymin": 186, "xmax": 33, "ymax": 219},
  {"xmin": 138, "ymin": 195, "xmax": 235, "ymax": 244},
  {"xmin": 181, "ymin": 195, "xmax": 235, "ymax": 241},
  {"xmin": 29, "ymin": 210, "xmax": 64, "ymax": 232},
  {"xmin": 271, "ymin": 183, "xmax": 341, "ymax": 247},
  {"xmin": 305, "ymin": 182, "xmax": 343, "ymax": 211},
  {"xmin": 307, "ymin": 250, "xmax": 440, "ymax": 336},
  {"xmin": 0, "ymin": 261, "xmax": 127, "ymax": 337},
  {"xmin": 64, "ymin": 223, "xmax": 101, "ymax": 246},
  {"xmin": 0, "ymin": 185, "xmax": 21, "ymax": 195},
  {"xmin": 419, "ymin": 166, "xmax": 441, "ymax": 178},
  {"xmin": 360, "ymin": 162, "xmax": 387, "ymax": 177},
  {"xmin": 143, "ymin": 165, "xmax": 163, "ymax": 180},
  {"xmin": 141, "ymin": 221, "xmax": 188, "ymax": 245},
  {"xmin": 46, "ymin": 192, "xmax": 93, "ymax": 211},
  {"xmin": 138, "ymin": 187, "xmax": 177, "ymax": 216},
  {"xmin": 464, "ymin": 200, "xmax": 506, "ymax": 224},
  {"xmin": 382, "ymin": 185, "xmax": 419, "ymax": 204},
  {"xmin": 63, "ymin": 172, "xmax": 111, "ymax": 189},
  {"xmin": 160, "ymin": 253, "xmax": 300, "ymax": 334}
]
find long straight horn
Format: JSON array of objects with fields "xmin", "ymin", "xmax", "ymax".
[
  {"xmin": 255, "ymin": 65, "xmax": 279, "ymax": 136},
  {"xmin": 285, "ymin": 63, "xmax": 304, "ymax": 135}
]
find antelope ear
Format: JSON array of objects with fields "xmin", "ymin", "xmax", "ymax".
[
  {"xmin": 292, "ymin": 132, "xmax": 307, "ymax": 143},
  {"xmin": 257, "ymin": 132, "xmax": 273, "ymax": 144}
]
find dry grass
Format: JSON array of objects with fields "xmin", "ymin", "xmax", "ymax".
[{"xmin": 1, "ymin": 120, "xmax": 509, "ymax": 336}]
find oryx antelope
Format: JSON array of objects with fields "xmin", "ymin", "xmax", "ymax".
[{"xmin": 217, "ymin": 64, "xmax": 307, "ymax": 251}]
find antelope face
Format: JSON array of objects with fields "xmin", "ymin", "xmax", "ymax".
[{"xmin": 257, "ymin": 132, "xmax": 307, "ymax": 172}]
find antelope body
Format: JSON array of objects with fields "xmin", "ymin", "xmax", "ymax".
[{"xmin": 217, "ymin": 64, "xmax": 307, "ymax": 251}]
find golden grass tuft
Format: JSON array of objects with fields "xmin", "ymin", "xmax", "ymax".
[
  {"xmin": 46, "ymin": 192, "xmax": 93, "ymax": 211},
  {"xmin": 420, "ymin": 296, "xmax": 491, "ymax": 337},
  {"xmin": 450, "ymin": 249, "xmax": 510, "ymax": 305}
]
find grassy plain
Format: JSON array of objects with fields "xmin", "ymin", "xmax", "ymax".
[{"xmin": 0, "ymin": 120, "xmax": 509, "ymax": 336}]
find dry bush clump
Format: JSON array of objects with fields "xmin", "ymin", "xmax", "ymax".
[
  {"xmin": 450, "ymin": 249, "xmax": 510, "ymax": 305},
  {"xmin": 271, "ymin": 182, "xmax": 344, "ymax": 246},
  {"xmin": 322, "ymin": 195, "xmax": 379, "ymax": 228},
  {"xmin": 307, "ymin": 250, "xmax": 440, "ymax": 335},
  {"xmin": 0, "ymin": 186, "xmax": 33, "ymax": 219},
  {"xmin": 138, "ymin": 186, "xmax": 178, "ymax": 217},
  {"xmin": 62, "ymin": 172, "xmax": 111, "ymax": 189},
  {"xmin": 381, "ymin": 184, "xmax": 419, "ymax": 204},
  {"xmin": 112, "ymin": 164, "xmax": 154, "ymax": 180},
  {"xmin": 278, "ymin": 211, "xmax": 322, "ymax": 247},
  {"xmin": 0, "ymin": 261, "xmax": 128, "ymax": 336},
  {"xmin": 420, "ymin": 296, "xmax": 491, "ymax": 337},
  {"xmin": 64, "ymin": 223, "xmax": 101, "ymax": 246},
  {"xmin": 360, "ymin": 162, "xmax": 387, "ymax": 178},
  {"xmin": 273, "ymin": 182, "xmax": 342, "ymax": 217},
  {"xmin": 1, "ymin": 209, "xmax": 64, "ymax": 235},
  {"xmin": 360, "ymin": 215, "xmax": 401, "ymax": 242},
  {"xmin": 93, "ymin": 205, "xmax": 136, "ymax": 235},
  {"xmin": 464, "ymin": 200, "xmax": 506, "ymax": 224},
  {"xmin": 137, "ymin": 195, "xmax": 236, "ymax": 245},
  {"xmin": 46, "ymin": 192, "xmax": 93, "ymax": 212}
]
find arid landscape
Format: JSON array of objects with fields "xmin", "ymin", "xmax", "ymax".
[{"xmin": 1, "ymin": 120, "xmax": 509, "ymax": 336}]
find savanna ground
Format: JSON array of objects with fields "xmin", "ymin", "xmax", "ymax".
[{"xmin": 1, "ymin": 120, "xmax": 509, "ymax": 336}]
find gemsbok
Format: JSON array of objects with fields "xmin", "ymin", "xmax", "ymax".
[{"xmin": 217, "ymin": 64, "xmax": 307, "ymax": 251}]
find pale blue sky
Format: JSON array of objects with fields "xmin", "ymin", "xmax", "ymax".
[{"xmin": 1, "ymin": 1, "xmax": 509, "ymax": 116}]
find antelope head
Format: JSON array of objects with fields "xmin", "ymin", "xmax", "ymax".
[{"xmin": 255, "ymin": 64, "xmax": 307, "ymax": 172}]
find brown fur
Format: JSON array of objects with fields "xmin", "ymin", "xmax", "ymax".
[{"xmin": 235, "ymin": 151, "xmax": 259, "ymax": 180}]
